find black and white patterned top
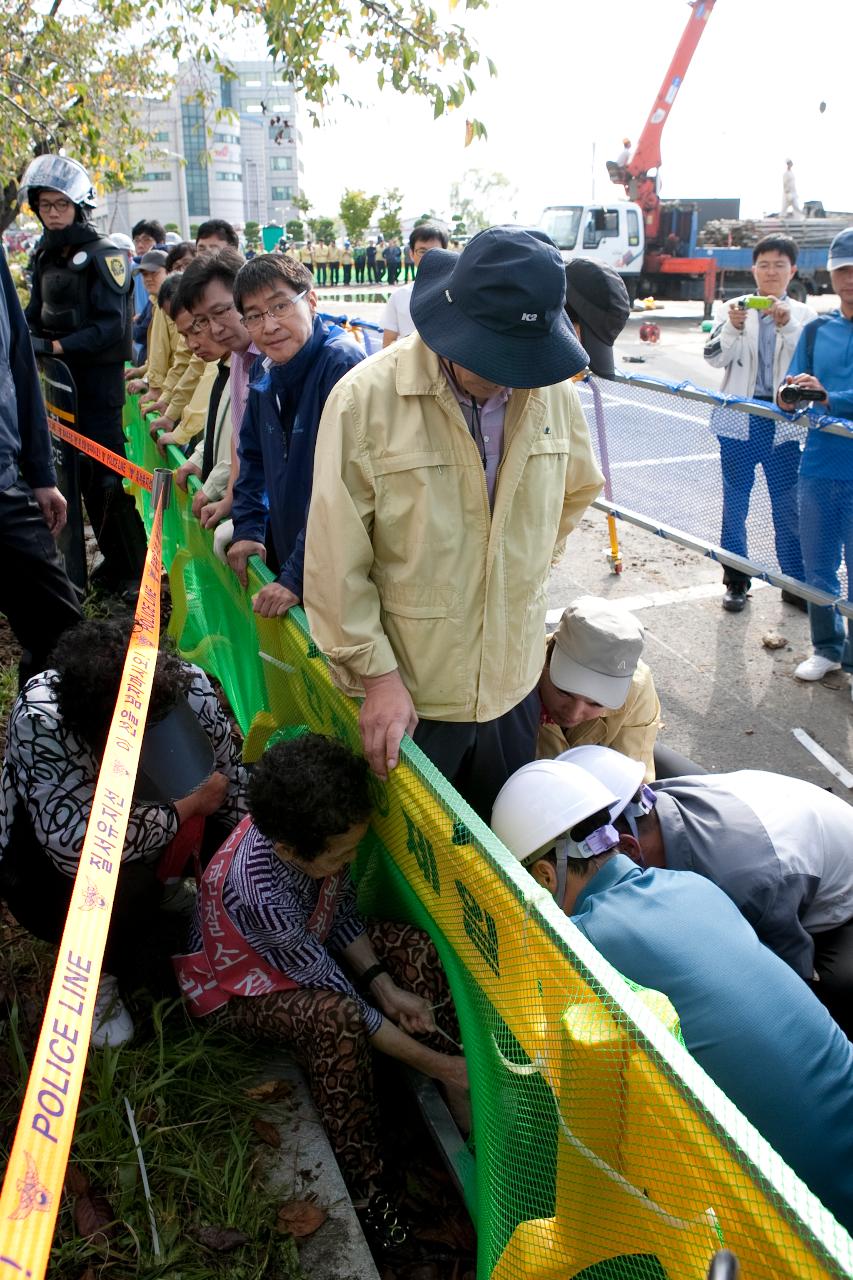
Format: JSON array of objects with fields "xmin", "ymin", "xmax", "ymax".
[
  {"xmin": 0, "ymin": 665, "xmax": 248, "ymax": 878},
  {"xmin": 187, "ymin": 821, "xmax": 381, "ymax": 1033}
]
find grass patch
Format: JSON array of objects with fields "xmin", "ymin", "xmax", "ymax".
[{"xmin": 0, "ymin": 932, "xmax": 304, "ymax": 1280}]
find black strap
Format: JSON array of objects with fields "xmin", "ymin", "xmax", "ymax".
[
  {"xmin": 201, "ymin": 360, "xmax": 230, "ymax": 481},
  {"xmin": 357, "ymin": 961, "xmax": 388, "ymax": 992}
]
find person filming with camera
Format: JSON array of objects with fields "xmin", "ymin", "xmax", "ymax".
[
  {"xmin": 777, "ymin": 228, "xmax": 853, "ymax": 686},
  {"xmin": 703, "ymin": 234, "xmax": 816, "ymax": 613}
]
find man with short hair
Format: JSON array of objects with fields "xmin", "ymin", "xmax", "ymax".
[
  {"xmin": 226, "ymin": 254, "xmax": 364, "ymax": 617},
  {"xmin": 171, "ymin": 296, "xmax": 234, "ymax": 518},
  {"xmin": 130, "ymin": 219, "xmax": 167, "ymax": 357},
  {"xmin": 537, "ymin": 597, "xmax": 660, "ymax": 780},
  {"xmin": 704, "ymin": 233, "xmax": 816, "ymax": 612},
  {"xmin": 561, "ymin": 743, "xmax": 853, "ymax": 1039},
  {"xmin": 176, "ymin": 248, "xmax": 254, "ymax": 531},
  {"xmin": 381, "ymin": 225, "xmax": 448, "ymax": 347},
  {"xmin": 195, "ymin": 218, "xmax": 239, "ymax": 254},
  {"xmin": 304, "ymin": 226, "xmax": 603, "ymax": 818},
  {"xmin": 780, "ymin": 228, "xmax": 853, "ymax": 685},
  {"xmin": 491, "ymin": 757, "xmax": 853, "ymax": 1233}
]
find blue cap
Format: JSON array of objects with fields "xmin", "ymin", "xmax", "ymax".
[{"xmin": 828, "ymin": 228, "xmax": 853, "ymax": 270}]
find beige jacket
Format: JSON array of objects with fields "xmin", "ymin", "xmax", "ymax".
[
  {"xmin": 537, "ymin": 658, "xmax": 661, "ymax": 781},
  {"xmin": 187, "ymin": 361, "xmax": 233, "ymax": 503},
  {"xmin": 304, "ymin": 335, "xmax": 604, "ymax": 722}
]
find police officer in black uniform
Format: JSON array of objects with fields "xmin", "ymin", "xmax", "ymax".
[{"xmin": 20, "ymin": 155, "xmax": 148, "ymax": 598}]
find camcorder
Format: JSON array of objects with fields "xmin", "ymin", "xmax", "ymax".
[
  {"xmin": 778, "ymin": 383, "xmax": 828, "ymax": 406},
  {"xmin": 737, "ymin": 296, "xmax": 775, "ymax": 310}
]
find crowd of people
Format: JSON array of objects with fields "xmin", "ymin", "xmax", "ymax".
[{"xmin": 2, "ymin": 150, "xmax": 853, "ymax": 1253}]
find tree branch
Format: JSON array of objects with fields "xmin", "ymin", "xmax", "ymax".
[
  {"xmin": 359, "ymin": 0, "xmax": 432, "ymax": 51},
  {"xmin": 0, "ymin": 87, "xmax": 59, "ymax": 143}
]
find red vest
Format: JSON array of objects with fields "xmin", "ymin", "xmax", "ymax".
[{"xmin": 173, "ymin": 816, "xmax": 341, "ymax": 1017}]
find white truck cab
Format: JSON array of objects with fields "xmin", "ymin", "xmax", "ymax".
[{"xmin": 540, "ymin": 202, "xmax": 645, "ymax": 276}]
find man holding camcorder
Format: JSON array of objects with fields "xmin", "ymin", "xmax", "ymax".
[
  {"xmin": 779, "ymin": 229, "xmax": 853, "ymax": 685},
  {"xmin": 704, "ymin": 233, "xmax": 816, "ymax": 613}
]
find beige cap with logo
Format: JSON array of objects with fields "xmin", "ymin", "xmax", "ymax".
[{"xmin": 549, "ymin": 596, "xmax": 645, "ymax": 709}]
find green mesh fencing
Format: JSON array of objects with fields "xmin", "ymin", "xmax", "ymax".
[{"xmin": 121, "ymin": 395, "xmax": 853, "ymax": 1280}]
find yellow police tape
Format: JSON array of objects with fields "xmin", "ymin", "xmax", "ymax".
[
  {"xmin": 0, "ymin": 495, "xmax": 164, "ymax": 1280},
  {"xmin": 45, "ymin": 403, "xmax": 154, "ymax": 492}
]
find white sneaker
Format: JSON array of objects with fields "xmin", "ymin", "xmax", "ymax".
[
  {"xmin": 794, "ymin": 654, "xmax": 842, "ymax": 681},
  {"xmin": 91, "ymin": 974, "xmax": 134, "ymax": 1048}
]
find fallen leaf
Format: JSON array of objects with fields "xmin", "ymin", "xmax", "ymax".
[
  {"xmin": 744, "ymin": 729, "xmax": 755, "ymax": 735},
  {"xmin": 252, "ymin": 1117, "xmax": 282, "ymax": 1148},
  {"xmin": 194, "ymin": 1224, "xmax": 251, "ymax": 1252},
  {"xmin": 74, "ymin": 1190, "xmax": 115, "ymax": 1243},
  {"xmin": 245, "ymin": 1079, "xmax": 293, "ymax": 1102},
  {"xmin": 64, "ymin": 1165, "xmax": 90, "ymax": 1196},
  {"xmin": 762, "ymin": 630, "xmax": 787, "ymax": 650},
  {"xmin": 276, "ymin": 1199, "xmax": 327, "ymax": 1239}
]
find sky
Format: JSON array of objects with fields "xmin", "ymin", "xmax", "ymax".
[{"xmin": 234, "ymin": 0, "xmax": 852, "ymax": 228}]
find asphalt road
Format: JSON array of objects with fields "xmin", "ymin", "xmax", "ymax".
[{"xmin": 319, "ymin": 291, "xmax": 853, "ymax": 799}]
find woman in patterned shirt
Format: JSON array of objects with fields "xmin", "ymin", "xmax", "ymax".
[
  {"xmin": 177, "ymin": 732, "xmax": 468, "ymax": 1258},
  {"xmin": 0, "ymin": 618, "xmax": 248, "ymax": 1044}
]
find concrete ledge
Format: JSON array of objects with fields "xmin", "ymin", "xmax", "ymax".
[{"xmin": 255, "ymin": 1053, "xmax": 380, "ymax": 1280}]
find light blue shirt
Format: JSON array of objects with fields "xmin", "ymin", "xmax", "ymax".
[
  {"xmin": 573, "ymin": 854, "xmax": 853, "ymax": 1231},
  {"xmin": 753, "ymin": 293, "xmax": 785, "ymax": 398}
]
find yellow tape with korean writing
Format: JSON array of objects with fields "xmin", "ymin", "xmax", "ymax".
[
  {"xmin": 46, "ymin": 404, "xmax": 153, "ymax": 492},
  {"xmin": 0, "ymin": 497, "xmax": 164, "ymax": 1280}
]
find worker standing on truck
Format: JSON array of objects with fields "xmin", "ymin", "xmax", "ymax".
[
  {"xmin": 703, "ymin": 233, "xmax": 816, "ymax": 613},
  {"xmin": 782, "ymin": 159, "xmax": 802, "ymax": 218}
]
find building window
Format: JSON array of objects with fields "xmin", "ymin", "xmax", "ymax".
[
  {"xmin": 243, "ymin": 76, "xmax": 262, "ymax": 87},
  {"xmin": 215, "ymin": 171, "xmax": 242, "ymax": 182},
  {"xmin": 214, "ymin": 131, "xmax": 240, "ymax": 145},
  {"xmin": 270, "ymin": 156, "xmax": 292, "ymax": 171},
  {"xmin": 271, "ymin": 185, "xmax": 292, "ymax": 201},
  {"xmin": 220, "ymin": 76, "xmax": 234, "ymax": 109},
  {"xmin": 242, "ymin": 100, "xmax": 263, "ymax": 114},
  {"xmin": 152, "ymin": 130, "xmax": 170, "ymax": 142},
  {"xmin": 269, "ymin": 102, "xmax": 291, "ymax": 112},
  {"xmin": 181, "ymin": 99, "xmax": 210, "ymax": 217},
  {"xmin": 140, "ymin": 171, "xmax": 171, "ymax": 182}
]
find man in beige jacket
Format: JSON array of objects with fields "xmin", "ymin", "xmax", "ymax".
[
  {"xmin": 537, "ymin": 596, "xmax": 661, "ymax": 781},
  {"xmin": 304, "ymin": 226, "xmax": 603, "ymax": 817}
]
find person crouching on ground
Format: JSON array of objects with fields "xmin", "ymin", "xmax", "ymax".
[
  {"xmin": 175, "ymin": 732, "xmax": 468, "ymax": 1253},
  {"xmin": 0, "ymin": 619, "xmax": 247, "ymax": 1047},
  {"xmin": 537, "ymin": 596, "xmax": 660, "ymax": 780}
]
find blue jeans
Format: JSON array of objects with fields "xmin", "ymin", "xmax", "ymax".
[
  {"xmin": 718, "ymin": 416, "xmax": 804, "ymax": 586},
  {"xmin": 798, "ymin": 476, "xmax": 853, "ymax": 670}
]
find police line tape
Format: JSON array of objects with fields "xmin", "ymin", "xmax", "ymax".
[
  {"xmin": 45, "ymin": 401, "xmax": 154, "ymax": 492},
  {"xmin": 0, "ymin": 494, "xmax": 164, "ymax": 1279}
]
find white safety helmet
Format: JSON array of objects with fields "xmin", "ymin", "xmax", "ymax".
[
  {"xmin": 19, "ymin": 155, "xmax": 97, "ymax": 211},
  {"xmin": 110, "ymin": 232, "xmax": 134, "ymax": 253},
  {"xmin": 492, "ymin": 759, "xmax": 621, "ymax": 905},
  {"xmin": 164, "ymin": 231, "xmax": 182, "ymax": 246},
  {"xmin": 557, "ymin": 745, "xmax": 657, "ymax": 836}
]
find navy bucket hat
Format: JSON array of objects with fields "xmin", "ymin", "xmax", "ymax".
[{"xmin": 410, "ymin": 225, "xmax": 589, "ymax": 388}]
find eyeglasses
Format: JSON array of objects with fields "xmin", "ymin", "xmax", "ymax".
[
  {"xmin": 241, "ymin": 290, "xmax": 308, "ymax": 331},
  {"xmin": 37, "ymin": 197, "xmax": 72, "ymax": 214},
  {"xmin": 190, "ymin": 302, "xmax": 236, "ymax": 333}
]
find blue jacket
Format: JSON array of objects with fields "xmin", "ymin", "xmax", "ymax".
[
  {"xmin": 573, "ymin": 853, "xmax": 853, "ymax": 1231},
  {"xmin": 789, "ymin": 310, "xmax": 853, "ymax": 479},
  {"xmin": 231, "ymin": 316, "xmax": 364, "ymax": 596},
  {"xmin": 0, "ymin": 248, "xmax": 56, "ymax": 494}
]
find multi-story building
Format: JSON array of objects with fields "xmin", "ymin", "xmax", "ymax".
[
  {"xmin": 102, "ymin": 60, "xmax": 302, "ymax": 239},
  {"xmin": 221, "ymin": 61, "xmax": 303, "ymax": 229}
]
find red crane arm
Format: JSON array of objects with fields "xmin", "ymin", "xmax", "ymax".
[{"xmin": 628, "ymin": 0, "xmax": 717, "ymax": 178}]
